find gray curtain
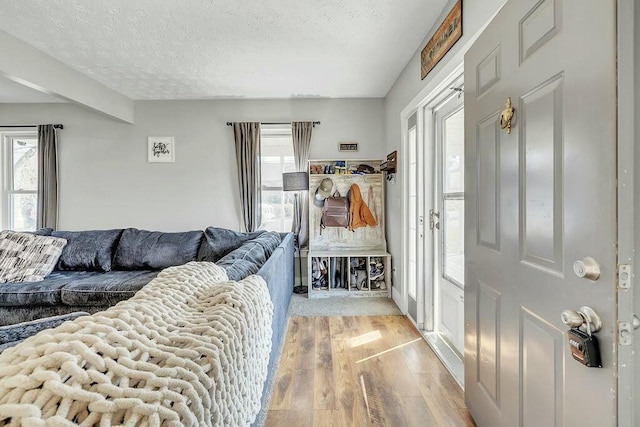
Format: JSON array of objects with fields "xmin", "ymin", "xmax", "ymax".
[
  {"xmin": 37, "ymin": 125, "xmax": 58, "ymax": 229},
  {"xmin": 232, "ymin": 122, "xmax": 262, "ymax": 232},
  {"xmin": 292, "ymin": 122, "xmax": 313, "ymax": 247}
]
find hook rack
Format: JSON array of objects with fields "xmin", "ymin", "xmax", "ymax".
[{"xmin": 381, "ymin": 151, "xmax": 397, "ymax": 181}]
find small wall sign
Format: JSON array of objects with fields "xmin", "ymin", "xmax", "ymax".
[
  {"xmin": 148, "ymin": 137, "xmax": 175, "ymax": 162},
  {"xmin": 338, "ymin": 142, "xmax": 359, "ymax": 152}
]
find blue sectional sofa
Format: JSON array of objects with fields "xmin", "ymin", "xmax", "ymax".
[
  {"xmin": 0, "ymin": 227, "xmax": 294, "ymax": 328},
  {"xmin": 0, "ymin": 226, "xmax": 294, "ymax": 424}
]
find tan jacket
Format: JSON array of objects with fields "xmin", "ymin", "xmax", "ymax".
[{"xmin": 348, "ymin": 184, "xmax": 377, "ymax": 231}]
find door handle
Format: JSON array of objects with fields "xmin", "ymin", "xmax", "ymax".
[
  {"xmin": 429, "ymin": 209, "xmax": 440, "ymax": 231},
  {"xmin": 561, "ymin": 306, "xmax": 602, "ymax": 333}
]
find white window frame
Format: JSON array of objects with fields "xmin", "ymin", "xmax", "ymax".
[
  {"xmin": 437, "ymin": 102, "xmax": 465, "ymax": 289},
  {"xmin": 1, "ymin": 130, "xmax": 39, "ymax": 231},
  {"xmin": 259, "ymin": 125, "xmax": 295, "ymax": 232}
]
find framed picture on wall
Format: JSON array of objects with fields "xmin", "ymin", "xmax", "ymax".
[
  {"xmin": 148, "ymin": 137, "xmax": 175, "ymax": 162},
  {"xmin": 338, "ymin": 142, "xmax": 359, "ymax": 152}
]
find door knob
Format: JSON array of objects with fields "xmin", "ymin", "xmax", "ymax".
[
  {"xmin": 573, "ymin": 257, "xmax": 600, "ymax": 280},
  {"xmin": 561, "ymin": 310, "xmax": 584, "ymax": 328},
  {"xmin": 561, "ymin": 306, "xmax": 602, "ymax": 333}
]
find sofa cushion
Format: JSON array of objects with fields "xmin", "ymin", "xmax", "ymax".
[
  {"xmin": 0, "ymin": 231, "xmax": 68, "ymax": 283},
  {"xmin": 0, "ymin": 271, "xmax": 99, "ymax": 307},
  {"xmin": 197, "ymin": 227, "xmax": 266, "ymax": 262},
  {"xmin": 216, "ymin": 232, "xmax": 281, "ymax": 280},
  {"xmin": 113, "ymin": 228, "xmax": 203, "ymax": 270},
  {"xmin": 33, "ymin": 228, "xmax": 53, "ymax": 236},
  {"xmin": 52, "ymin": 229, "xmax": 123, "ymax": 272},
  {"xmin": 61, "ymin": 271, "xmax": 159, "ymax": 306}
]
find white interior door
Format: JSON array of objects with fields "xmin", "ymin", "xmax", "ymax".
[{"xmin": 465, "ymin": 0, "xmax": 617, "ymax": 426}]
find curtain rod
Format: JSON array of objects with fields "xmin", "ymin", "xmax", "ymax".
[
  {"xmin": 226, "ymin": 121, "xmax": 320, "ymax": 127},
  {"xmin": 0, "ymin": 124, "xmax": 64, "ymax": 129}
]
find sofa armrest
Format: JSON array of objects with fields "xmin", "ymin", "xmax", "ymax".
[{"xmin": 0, "ymin": 312, "xmax": 89, "ymax": 345}]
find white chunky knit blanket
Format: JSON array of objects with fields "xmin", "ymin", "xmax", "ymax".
[{"xmin": 0, "ymin": 262, "xmax": 274, "ymax": 426}]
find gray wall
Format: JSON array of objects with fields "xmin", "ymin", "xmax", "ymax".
[
  {"xmin": 383, "ymin": 0, "xmax": 505, "ymax": 302},
  {"xmin": 0, "ymin": 98, "xmax": 384, "ymax": 231}
]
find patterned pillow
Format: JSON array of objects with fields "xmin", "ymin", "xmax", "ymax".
[{"xmin": 0, "ymin": 231, "xmax": 67, "ymax": 283}]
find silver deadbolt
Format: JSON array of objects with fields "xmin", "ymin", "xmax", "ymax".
[{"xmin": 573, "ymin": 257, "xmax": 600, "ymax": 281}]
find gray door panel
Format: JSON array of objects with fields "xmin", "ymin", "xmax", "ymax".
[{"xmin": 465, "ymin": 0, "xmax": 617, "ymax": 426}]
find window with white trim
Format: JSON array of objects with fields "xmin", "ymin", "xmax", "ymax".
[
  {"xmin": 260, "ymin": 125, "xmax": 295, "ymax": 232},
  {"xmin": 1, "ymin": 131, "xmax": 39, "ymax": 231}
]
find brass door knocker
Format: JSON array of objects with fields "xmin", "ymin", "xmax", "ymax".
[{"xmin": 500, "ymin": 97, "xmax": 515, "ymax": 134}]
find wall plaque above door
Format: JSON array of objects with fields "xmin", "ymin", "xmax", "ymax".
[{"xmin": 420, "ymin": 0, "xmax": 463, "ymax": 80}]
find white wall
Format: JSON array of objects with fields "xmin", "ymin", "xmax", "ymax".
[
  {"xmin": 383, "ymin": 0, "xmax": 505, "ymax": 306},
  {"xmin": 0, "ymin": 98, "xmax": 384, "ymax": 231}
]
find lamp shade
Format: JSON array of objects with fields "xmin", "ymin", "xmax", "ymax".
[{"xmin": 282, "ymin": 172, "xmax": 309, "ymax": 192}]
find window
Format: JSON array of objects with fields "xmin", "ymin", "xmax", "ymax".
[
  {"xmin": 260, "ymin": 125, "xmax": 295, "ymax": 232},
  {"xmin": 441, "ymin": 107, "xmax": 464, "ymax": 286},
  {"xmin": 1, "ymin": 132, "xmax": 38, "ymax": 231}
]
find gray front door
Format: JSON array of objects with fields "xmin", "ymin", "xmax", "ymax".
[{"xmin": 464, "ymin": 0, "xmax": 617, "ymax": 426}]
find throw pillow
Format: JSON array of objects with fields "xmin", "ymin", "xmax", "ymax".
[
  {"xmin": 0, "ymin": 231, "xmax": 67, "ymax": 283},
  {"xmin": 113, "ymin": 228, "xmax": 203, "ymax": 270},
  {"xmin": 52, "ymin": 229, "xmax": 123, "ymax": 272},
  {"xmin": 197, "ymin": 227, "xmax": 266, "ymax": 262}
]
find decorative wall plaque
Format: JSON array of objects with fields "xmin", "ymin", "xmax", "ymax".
[{"xmin": 420, "ymin": 0, "xmax": 463, "ymax": 80}]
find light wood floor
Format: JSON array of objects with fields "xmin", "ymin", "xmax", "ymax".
[{"xmin": 265, "ymin": 315, "xmax": 476, "ymax": 427}]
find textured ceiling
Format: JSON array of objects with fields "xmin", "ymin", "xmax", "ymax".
[{"xmin": 0, "ymin": 0, "xmax": 448, "ymax": 100}]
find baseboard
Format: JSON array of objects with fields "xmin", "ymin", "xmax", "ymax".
[{"xmin": 392, "ymin": 287, "xmax": 406, "ymax": 314}]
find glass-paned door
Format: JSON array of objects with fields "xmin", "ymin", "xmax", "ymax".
[
  {"xmin": 434, "ymin": 92, "xmax": 465, "ymax": 356},
  {"xmin": 442, "ymin": 108, "xmax": 465, "ymax": 286}
]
